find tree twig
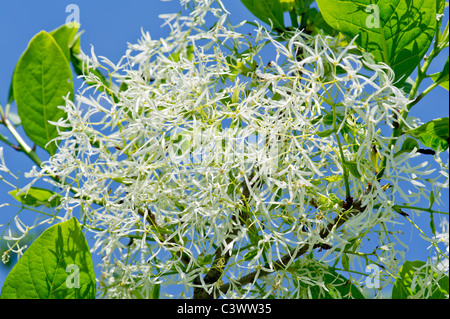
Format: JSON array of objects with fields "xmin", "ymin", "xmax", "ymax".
[
  {"xmin": 193, "ymin": 170, "xmax": 258, "ymax": 299},
  {"xmin": 215, "ymin": 184, "xmax": 373, "ymax": 297}
]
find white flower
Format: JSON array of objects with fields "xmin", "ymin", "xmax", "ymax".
[
  {"xmin": 0, "ymin": 147, "xmax": 9, "ymax": 173},
  {"xmin": 432, "ymin": 218, "xmax": 449, "ymax": 272}
]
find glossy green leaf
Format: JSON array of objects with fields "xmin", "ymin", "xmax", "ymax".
[
  {"xmin": 289, "ymin": 259, "xmax": 365, "ymax": 299},
  {"xmin": 316, "ymin": 0, "xmax": 436, "ymax": 83},
  {"xmin": 152, "ymin": 283, "xmax": 161, "ymax": 299},
  {"xmin": 437, "ymin": 0, "xmax": 445, "ymax": 14},
  {"xmin": 240, "ymin": 0, "xmax": 286, "ymax": 30},
  {"xmin": 9, "ymin": 187, "xmax": 61, "ymax": 208},
  {"xmin": 345, "ymin": 161, "xmax": 362, "ymax": 179},
  {"xmin": 405, "ymin": 117, "xmax": 449, "ymax": 152},
  {"xmin": 13, "ymin": 31, "xmax": 73, "ymax": 155},
  {"xmin": 433, "ymin": 275, "xmax": 449, "ymax": 298},
  {"xmin": 392, "ymin": 260, "xmax": 449, "ymax": 299},
  {"xmin": 130, "ymin": 283, "xmax": 161, "ymax": 299},
  {"xmin": 392, "ymin": 260, "xmax": 426, "ymax": 298},
  {"xmin": 400, "ymin": 137, "xmax": 419, "ymax": 152},
  {"xmin": 169, "ymin": 45, "xmax": 194, "ymax": 63},
  {"xmin": 430, "ymin": 57, "xmax": 449, "ymax": 90},
  {"xmin": 7, "ymin": 65, "xmax": 16, "ymax": 105},
  {"xmin": 341, "ymin": 254, "xmax": 350, "ymax": 272},
  {"xmin": 304, "ymin": 7, "xmax": 337, "ymax": 35},
  {"xmin": 429, "ymin": 190, "xmax": 436, "ymax": 235},
  {"xmin": 316, "ymin": 128, "xmax": 334, "ymax": 137},
  {"xmin": 49, "ymin": 22, "xmax": 80, "ymax": 62},
  {"xmin": 0, "ymin": 217, "xmax": 96, "ymax": 299},
  {"xmin": 243, "ymin": 248, "xmax": 259, "ymax": 262},
  {"xmin": 6, "ymin": 24, "xmax": 78, "ymax": 111}
]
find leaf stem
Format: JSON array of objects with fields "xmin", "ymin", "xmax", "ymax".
[
  {"xmin": 393, "ymin": 204, "xmax": 449, "ymax": 215},
  {"xmin": 1, "ymin": 113, "xmax": 42, "ymax": 167}
]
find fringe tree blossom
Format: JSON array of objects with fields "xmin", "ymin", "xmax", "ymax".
[{"xmin": 4, "ymin": 0, "xmax": 447, "ymax": 298}]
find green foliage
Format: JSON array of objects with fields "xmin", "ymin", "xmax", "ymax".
[
  {"xmin": 240, "ymin": 0, "xmax": 288, "ymax": 30},
  {"xmin": 0, "ymin": 228, "xmax": 44, "ymax": 271},
  {"xmin": 345, "ymin": 161, "xmax": 362, "ymax": 179},
  {"xmin": 316, "ymin": 0, "xmax": 436, "ymax": 84},
  {"xmin": 8, "ymin": 187, "xmax": 61, "ymax": 208},
  {"xmin": 430, "ymin": 57, "xmax": 449, "ymax": 90},
  {"xmin": 49, "ymin": 22, "xmax": 80, "ymax": 62},
  {"xmin": 289, "ymin": 259, "xmax": 365, "ymax": 299},
  {"xmin": 392, "ymin": 260, "xmax": 449, "ymax": 299},
  {"xmin": 131, "ymin": 283, "xmax": 161, "ymax": 299},
  {"xmin": 400, "ymin": 138, "xmax": 420, "ymax": 153},
  {"xmin": 13, "ymin": 30, "xmax": 73, "ymax": 155},
  {"xmin": 405, "ymin": 117, "xmax": 449, "ymax": 152},
  {"xmin": 0, "ymin": 217, "xmax": 96, "ymax": 299}
]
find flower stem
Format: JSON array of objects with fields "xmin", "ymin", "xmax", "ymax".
[{"xmin": 1, "ymin": 110, "xmax": 42, "ymax": 167}]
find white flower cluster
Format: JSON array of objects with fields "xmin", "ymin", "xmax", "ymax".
[
  {"xmin": 432, "ymin": 218, "xmax": 449, "ymax": 273},
  {"xmin": 17, "ymin": 0, "xmax": 447, "ymax": 298}
]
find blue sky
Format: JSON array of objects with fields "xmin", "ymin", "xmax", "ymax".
[{"xmin": 0, "ymin": 0, "xmax": 448, "ymax": 296}]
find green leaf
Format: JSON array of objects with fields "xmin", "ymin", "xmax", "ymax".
[
  {"xmin": 240, "ymin": 0, "xmax": 286, "ymax": 31},
  {"xmin": 13, "ymin": 31, "xmax": 73, "ymax": 155},
  {"xmin": 152, "ymin": 283, "xmax": 161, "ymax": 299},
  {"xmin": 169, "ymin": 45, "xmax": 194, "ymax": 63},
  {"xmin": 429, "ymin": 190, "xmax": 436, "ymax": 236},
  {"xmin": 6, "ymin": 24, "xmax": 78, "ymax": 109},
  {"xmin": 9, "ymin": 187, "xmax": 61, "ymax": 208},
  {"xmin": 7, "ymin": 65, "xmax": 16, "ymax": 105},
  {"xmin": 316, "ymin": 0, "xmax": 436, "ymax": 83},
  {"xmin": 243, "ymin": 248, "xmax": 259, "ymax": 261},
  {"xmin": 429, "ymin": 190, "xmax": 436, "ymax": 209},
  {"xmin": 400, "ymin": 137, "xmax": 420, "ymax": 153},
  {"xmin": 345, "ymin": 161, "xmax": 362, "ymax": 179},
  {"xmin": 405, "ymin": 117, "xmax": 449, "ymax": 152},
  {"xmin": 129, "ymin": 283, "xmax": 160, "ymax": 299},
  {"xmin": 324, "ymin": 175, "xmax": 343, "ymax": 183},
  {"xmin": 392, "ymin": 260, "xmax": 449, "ymax": 299},
  {"xmin": 289, "ymin": 259, "xmax": 365, "ymax": 298},
  {"xmin": 0, "ymin": 217, "xmax": 96, "ymax": 299},
  {"xmin": 430, "ymin": 75, "xmax": 449, "ymax": 90},
  {"xmin": 304, "ymin": 7, "xmax": 337, "ymax": 36},
  {"xmin": 341, "ymin": 253, "xmax": 350, "ymax": 272},
  {"xmin": 323, "ymin": 113, "xmax": 334, "ymax": 126},
  {"xmin": 197, "ymin": 253, "xmax": 214, "ymax": 266},
  {"xmin": 49, "ymin": 22, "xmax": 80, "ymax": 62},
  {"xmin": 316, "ymin": 128, "xmax": 334, "ymax": 137},
  {"xmin": 399, "ymin": 76, "xmax": 416, "ymax": 95},
  {"xmin": 437, "ymin": 0, "xmax": 445, "ymax": 14},
  {"xmin": 392, "ymin": 260, "xmax": 426, "ymax": 298},
  {"xmin": 433, "ymin": 275, "xmax": 449, "ymax": 299},
  {"xmin": 395, "ymin": 137, "xmax": 424, "ymax": 158},
  {"xmin": 429, "ymin": 57, "xmax": 449, "ymax": 90}
]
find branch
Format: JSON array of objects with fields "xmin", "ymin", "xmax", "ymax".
[
  {"xmin": 216, "ymin": 184, "xmax": 373, "ymax": 297},
  {"xmin": 136, "ymin": 206, "xmax": 192, "ymax": 266},
  {"xmin": 193, "ymin": 170, "xmax": 258, "ymax": 299}
]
